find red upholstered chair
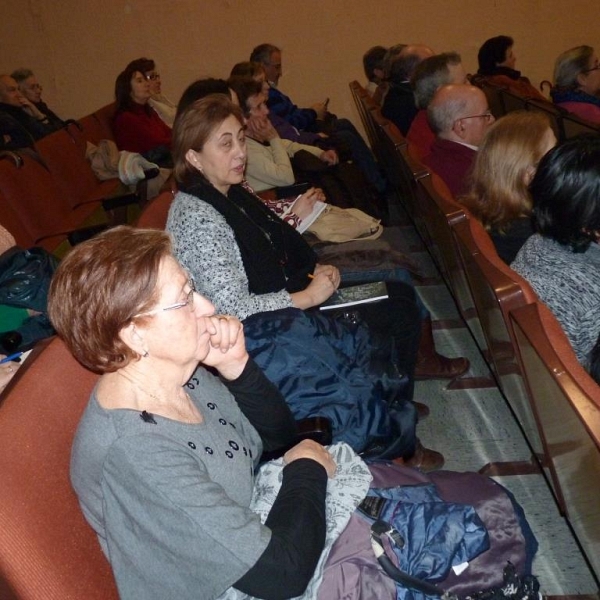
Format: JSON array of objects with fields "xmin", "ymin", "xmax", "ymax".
[
  {"xmin": 135, "ymin": 189, "xmax": 175, "ymax": 229},
  {"xmin": 0, "ymin": 150, "xmax": 102, "ymax": 251},
  {"xmin": 34, "ymin": 123, "xmax": 126, "ymax": 212},
  {"xmin": 0, "ymin": 337, "xmax": 119, "ymax": 599},
  {"xmin": 93, "ymin": 102, "xmax": 117, "ymax": 141}
]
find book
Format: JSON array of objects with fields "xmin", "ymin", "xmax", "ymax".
[
  {"xmin": 294, "ymin": 199, "xmax": 328, "ymax": 233},
  {"xmin": 319, "ymin": 281, "xmax": 388, "ymax": 310}
]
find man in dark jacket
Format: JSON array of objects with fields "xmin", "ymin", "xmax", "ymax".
[
  {"xmin": 0, "ymin": 74, "xmax": 60, "ymax": 149},
  {"xmin": 12, "ymin": 68, "xmax": 64, "ymax": 131}
]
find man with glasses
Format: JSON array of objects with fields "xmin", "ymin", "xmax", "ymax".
[
  {"xmin": 250, "ymin": 43, "xmax": 389, "ymax": 195},
  {"xmin": 0, "ymin": 73, "xmax": 59, "ymax": 150},
  {"xmin": 11, "ymin": 68, "xmax": 64, "ymax": 130},
  {"xmin": 423, "ymin": 84, "xmax": 494, "ymax": 197}
]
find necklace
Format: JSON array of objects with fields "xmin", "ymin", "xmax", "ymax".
[{"xmin": 117, "ymin": 371, "xmax": 198, "ymax": 423}]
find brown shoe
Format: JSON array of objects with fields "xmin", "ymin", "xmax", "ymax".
[
  {"xmin": 404, "ymin": 442, "xmax": 445, "ymax": 472},
  {"xmin": 411, "ymin": 400, "xmax": 430, "ymax": 420},
  {"xmin": 415, "ymin": 354, "xmax": 470, "ymax": 380},
  {"xmin": 415, "ymin": 316, "xmax": 470, "ymax": 380}
]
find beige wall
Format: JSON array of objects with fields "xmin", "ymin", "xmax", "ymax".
[{"xmin": 1, "ymin": 0, "xmax": 598, "ymax": 126}]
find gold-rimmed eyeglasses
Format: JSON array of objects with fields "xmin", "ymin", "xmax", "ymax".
[{"xmin": 134, "ymin": 280, "xmax": 196, "ymax": 317}]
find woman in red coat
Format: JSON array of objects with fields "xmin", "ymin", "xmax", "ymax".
[{"xmin": 113, "ymin": 57, "xmax": 172, "ymax": 166}]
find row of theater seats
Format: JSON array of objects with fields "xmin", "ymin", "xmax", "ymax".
[
  {"xmin": 474, "ymin": 77, "xmax": 600, "ymax": 141},
  {"xmin": 0, "ymin": 102, "xmax": 149, "ymax": 253},
  {"xmin": 350, "ymin": 80, "xmax": 600, "ymax": 582},
  {"xmin": 0, "ymin": 189, "xmax": 178, "ymax": 597}
]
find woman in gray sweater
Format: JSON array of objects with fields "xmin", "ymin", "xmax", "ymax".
[{"xmin": 512, "ymin": 135, "xmax": 600, "ymax": 367}]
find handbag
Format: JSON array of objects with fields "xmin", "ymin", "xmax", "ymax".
[
  {"xmin": 308, "ymin": 204, "xmax": 383, "ymax": 243},
  {"xmin": 0, "ymin": 246, "xmax": 59, "ymax": 313}
]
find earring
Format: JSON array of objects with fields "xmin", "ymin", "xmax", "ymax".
[{"xmin": 142, "ymin": 350, "xmax": 149, "ymax": 358}]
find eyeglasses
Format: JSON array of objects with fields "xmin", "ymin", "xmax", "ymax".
[
  {"xmin": 457, "ymin": 111, "xmax": 494, "ymax": 123},
  {"xmin": 583, "ymin": 63, "xmax": 600, "ymax": 73},
  {"xmin": 134, "ymin": 280, "xmax": 196, "ymax": 317},
  {"xmin": 144, "ymin": 72, "xmax": 161, "ymax": 81}
]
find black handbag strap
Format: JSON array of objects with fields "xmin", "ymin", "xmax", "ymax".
[{"xmin": 370, "ymin": 519, "xmax": 456, "ymax": 600}]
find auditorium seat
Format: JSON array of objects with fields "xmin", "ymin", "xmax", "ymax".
[
  {"xmin": 413, "ymin": 174, "xmax": 475, "ymax": 325},
  {"xmin": 561, "ymin": 111, "xmax": 600, "ymax": 139},
  {"xmin": 135, "ymin": 190, "xmax": 174, "ymax": 229},
  {"xmin": 0, "ymin": 150, "xmax": 103, "ymax": 251},
  {"xmin": 93, "ymin": 102, "xmax": 117, "ymax": 141},
  {"xmin": 452, "ymin": 216, "xmax": 544, "ymax": 464},
  {"xmin": 0, "ymin": 337, "xmax": 119, "ymax": 599},
  {"xmin": 349, "ymin": 80, "xmax": 379, "ymax": 151},
  {"xmin": 525, "ymin": 98, "xmax": 566, "ymax": 140},
  {"xmin": 34, "ymin": 123, "xmax": 126, "ymax": 212},
  {"xmin": 510, "ymin": 301, "xmax": 600, "ymax": 578}
]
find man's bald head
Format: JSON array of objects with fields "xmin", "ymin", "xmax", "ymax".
[
  {"xmin": 427, "ymin": 84, "xmax": 494, "ymax": 146},
  {"xmin": 389, "ymin": 44, "xmax": 435, "ymax": 83}
]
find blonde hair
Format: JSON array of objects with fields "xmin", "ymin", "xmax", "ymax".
[{"xmin": 461, "ymin": 111, "xmax": 552, "ymax": 231}]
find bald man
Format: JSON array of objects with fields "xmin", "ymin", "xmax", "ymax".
[
  {"xmin": 381, "ymin": 44, "xmax": 435, "ymax": 135},
  {"xmin": 406, "ymin": 52, "xmax": 468, "ymax": 157},
  {"xmin": 423, "ymin": 84, "xmax": 494, "ymax": 197}
]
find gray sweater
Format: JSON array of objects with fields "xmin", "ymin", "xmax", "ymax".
[
  {"xmin": 70, "ymin": 367, "xmax": 268, "ymax": 600},
  {"xmin": 511, "ymin": 234, "xmax": 600, "ymax": 366},
  {"xmin": 166, "ymin": 191, "xmax": 294, "ymax": 320}
]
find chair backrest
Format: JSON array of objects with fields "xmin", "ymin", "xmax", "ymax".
[
  {"xmin": 470, "ymin": 77, "xmax": 506, "ymax": 119},
  {"xmin": 136, "ymin": 190, "xmax": 174, "ymax": 229},
  {"xmin": 0, "ymin": 186, "xmax": 36, "ymax": 249},
  {"xmin": 499, "ymin": 88, "xmax": 529, "ymax": 114},
  {"xmin": 93, "ymin": 103, "xmax": 117, "ymax": 141},
  {"xmin": 525, "ymin": 98, "xmax": 566, "ymax": 141},
  {"xmin": 413, "ymin": 174, "xmax": 474, "ymax": 315},
  {"xmin": 0, "ymin": 151, "xmax": 86, "ymax": 250},
  {"xmin": 510, "ymin": 301, "xmax": 600, "ymax": 580},
  {"xmin": 34, "ymin": 123, "xmax": 122, "ymax": 211},
  {"xmin": 562, "ymin": 112, "xmax": 600, "ymax": 139},
  {"xmin": 452, "ymin": 216, "xmax": 544, "ymax": 459},
  {"xmin": 78, "ymin": 112, "xmax": 114, "ymax": 145},
  {"xmin": 349, "ymin": 80, "xmax": 378, "ymax": 151},
  {"xmin": 0, "ymin": 337, "xmax": 119, "ymax": 599}
]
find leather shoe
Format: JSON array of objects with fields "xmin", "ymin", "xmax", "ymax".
[
  {"xmin": 411, "ymin": 400, "xmax": 430, "ymax": 420},
  {"xmin": 415, "ymin": 354, "xmax": 470, "ymax": 380},
  {"xmin": 404, "ymin": 442, "xmax": 445, "ymax": 472}
]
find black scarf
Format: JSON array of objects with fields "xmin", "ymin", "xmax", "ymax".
[{"xmin": 179, "ymin": 173, "xmax": 317, "ymax": 296}]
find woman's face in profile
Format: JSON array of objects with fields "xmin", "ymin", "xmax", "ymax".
[
  {"xmin": 579, "ymin": 53, "xmax": 600, "ymax": 95},
  {"xmin": 129, "ymin": 71, "xmax": 151, "ymax": 104},
  {"xmin": 187, "ymin": 114, "xmax": 247, "ymax": 194}
]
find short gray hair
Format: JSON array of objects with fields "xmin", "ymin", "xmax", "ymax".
[
  {"xmin": 250, "ymin": 44, "xmax": 280, "ymax": 65},
  {"xmin": 554, "ymin": 45, "xmax": 594, "ymax": 90},
  {"xmin": 11, "ymin": 68, "xmax": 34, "ymax": 84},
  {"xmin": 427, "ymin": 88, "xmax": 469, "ymax": 135},
  {"xmin": 412, "ymin": 52, "xmax": 462, "ymax": 109}
]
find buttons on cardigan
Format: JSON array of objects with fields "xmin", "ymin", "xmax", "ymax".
[
  {"xmin": 188, "ymin": 442, "xmax": 196, "ymax": 450},
  {"xmin": 225, "ymin": 451, "xmax": 233, "ymax": 459},
  {"xmin": 207, "ymin": 402, "xmax": 216, "ymax": 410},
  {"xmin": 229, "ymin": 441, "xmax": 239, "ymax": 451},
  {"xmin": 218, "ymin": 418, "xmax": 227, "ymax": 425},
  {"xmin": 205, "ymin": 447, "xmax": 214, "ymax": 455}
]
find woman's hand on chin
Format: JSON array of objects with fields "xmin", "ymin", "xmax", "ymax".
[{"xmin": 202, "ymin": 315, "xmax": 249, "ymax": 380}]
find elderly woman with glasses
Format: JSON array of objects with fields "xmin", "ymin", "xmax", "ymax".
[
  {"xmin": 113, "ymin": 58, "xmax": 172, "ymax": 164},
  {"xmin": 47, "ymin": 225, "xmax": 335, "ymax": 600},
  {"xmin": 551, "ymin": 45, "xmax": 600, "ymax": 123}
]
